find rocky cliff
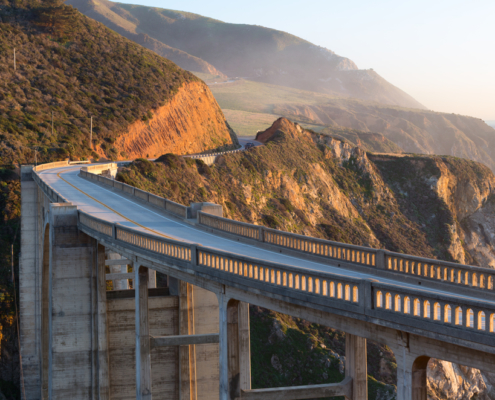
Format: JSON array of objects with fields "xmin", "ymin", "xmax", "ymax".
[
  {"xmin": 119, "ymin": 118, "xmax": 495, "ymax": 399},
  {"xmin": 275, "ymin": 101, "xmax": 495, "ymax": 172},
  {"xmin": 100, "ymin": 80, "xmax": 235, "ymax": 159}
]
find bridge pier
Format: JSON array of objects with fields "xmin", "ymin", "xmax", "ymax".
[
  {"xmin": 218, "ymin": 295, "xmax": 251, "ymax": 400},
  {"xmin": 135, "ymin": 265, "xmax": 152, "ymax": 400},
  {"xmin": 47, "ymin": 203, "xmax": 108, "ymax": 398},
  {"xmin": 345, "ymin": 334, "xmax": 368, "ymax": 400},
  {"xmin": 394, "ymin": 344, "xmax": 429, "ymax": 400}
]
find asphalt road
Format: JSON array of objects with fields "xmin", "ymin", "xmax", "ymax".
[{"xmin": 39, "ymin": 165, "xmax": 493, "ymax": 304}]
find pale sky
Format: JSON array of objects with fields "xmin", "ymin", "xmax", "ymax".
[{"xmin": 118, "ymin": 0, "xmax": 495, "ymax": 121}]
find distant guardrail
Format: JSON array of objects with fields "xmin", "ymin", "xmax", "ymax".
[{"xmin": 183, "ymin": 148, "xmax": 243, "ymax": 166}]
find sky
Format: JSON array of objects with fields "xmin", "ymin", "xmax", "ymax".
[{"xmin": 118, "ymin": 0, "xmax": 495, "ymax": 121}]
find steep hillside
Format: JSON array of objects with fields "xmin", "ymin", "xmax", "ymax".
[
  {"xmin": 65, "ymin": 0, "xmax": 226, "ymax": 78},
  {"xmin": 210, "ymin": 79, "xmax": 495, "ymax": 172},
  {"xmin": 118, "ymin": 118, "xmax": 495, "ymax": 399},
  {"xmin": 67, "ymin": 0, "xmax": 425, "ymax": 110},
  {"xmin": 0, "ymin": 0, "xmax": 235, "ymax": 164}
]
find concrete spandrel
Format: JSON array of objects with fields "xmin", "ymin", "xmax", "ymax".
[{"xmin": 39, "ymin": 166, "xmax": 495, "ymax": 306}]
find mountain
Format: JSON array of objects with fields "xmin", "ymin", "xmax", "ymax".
[
  {"xmin": 0, "ymin": 0, "xmax": 236, "ymax": 164},
  {"xmin": 65, "ymin": 0, "xmax": 226, "ymax": 78},
  {"xmin": 66, "ymin": 0, "xmax": 426, "ymax": 110},
  {"xmin": 118, "ymin": 118, "xmax": 495, "ymax": 399},
  {"xmin": 208, "ymin": 79, "xmax": 495, "ymax": 172}
]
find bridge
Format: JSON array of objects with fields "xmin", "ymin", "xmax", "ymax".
[{"xmin": 19, "ymin": 161, "xmax": 495, "ymax": 400}]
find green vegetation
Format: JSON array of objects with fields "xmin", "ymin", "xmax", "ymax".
[{"xmin": 0, "ymin": 0, "xmax": 196, "ymax": 164}]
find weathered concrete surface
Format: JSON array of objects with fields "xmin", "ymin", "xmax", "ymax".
[
  {"xmin": 151, "ymin": 333, "xmax": 219, "ymax": 347},
  {"xmin": 135, "ymin": 266, "xmax": 152, "ymax": 400},
  {"xmin": 180, "ymin": 280, "xmax": 220, "ymax": 400},
  {"xmin": 48, "ymin": 203, "xmax": 96, "ymax": 399},
  {"xmin": 345, "ymin": 334, "xmax": 367, "ymax": 400},
  {"xmin": 19, "ymin": 174, "xmax": 40, "ymax": 400},
  {"xmin": 107, "ymin": 294, "xmax": 180, "ymax": 399},
  {"xmin": 107, "ymin": 250, "xmax": 129, "ymax": 290}
]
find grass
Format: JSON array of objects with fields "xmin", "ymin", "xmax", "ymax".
[{"xmin": 209, "ymin": 79, "xmax": 341, "ymax": 114}]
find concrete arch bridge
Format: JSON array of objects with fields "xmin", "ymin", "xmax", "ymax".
[{"xmin": 19, "ymin": 161, "xmax": 495, "ymax": 400}]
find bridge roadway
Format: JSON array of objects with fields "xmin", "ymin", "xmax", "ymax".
[{"xmin": 39, "ymin": 164, "xmax": 487, "ymax": 305}]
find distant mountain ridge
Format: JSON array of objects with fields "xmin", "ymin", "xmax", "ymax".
[{"xmin": 67, "ymin": 0, "xmax": 426, "ymax": 110}]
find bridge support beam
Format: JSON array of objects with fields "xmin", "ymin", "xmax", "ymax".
[
  {"xmin": 345, "ymin": 333, "xmax": 367, "ymax": 400},
  {"xmin": 135, "ymin": 265, "xmax": 152, "ymax": 400}
]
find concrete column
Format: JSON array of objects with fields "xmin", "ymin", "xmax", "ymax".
[
  {"xmin": 96, "ymin": 244, "xmax": 111, "ymax": 399},
  {"xmin": 227, "ymin": 299, "xmax": 240, "ymax": 400},
  {"xmin": 47, "ymin": 203, "xmax": 100, "ymax": 399},
  {"xmin": 218, "ymin": 294, "xmax": 229, "ymax": 400},
  {"xmin": 135, "ymin": 265, "xmax": 152, "ymax": 400},
  {"xmin": 19, "ymin": 170, "xmax": 41, "ymax": 400},
  {"xmin": 239, "ymin": 302, "xmax": 251, "ymax": 391},
  {"xmin": 345, "ymin": 333, "xmax": 367, "ymax": 400},
  {"xmin": 179, "ymin": 280, "xmax": 197, "ymax": 400},
  {"xmin": 107, "ymin": 251, "xmax": 129, "ymax": 290},
  {"xmin": 217, "ymin": 299, "xmax": 251, "ymax": 400},
  {"xmin": 412, "ymin": 357, "xmax": 429, "ymax": 400}
]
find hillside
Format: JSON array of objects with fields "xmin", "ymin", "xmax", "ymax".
[
  {"xmin": 65, "ymin": 0, "xmax": 226, "ymax": 78},
  {"xmin": 209, "ymin": 79, "xmax": 495, "ymax": 172},
  {"xmin": 66, "ymin": 0, "xmax": 426, "ymax": 110},
  {"xmin": 0, "ymin": 0, "xmax": 236, "ymax": 396},
  {"xmin": 0, "ymin": 0, "xmax": 235, "ymax": 165},
  {"xmin": 118, "ymin": 118, "xmax": 495, "ymax": 399}
]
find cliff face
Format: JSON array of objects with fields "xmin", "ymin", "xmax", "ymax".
[
  {"xmin": 104, "ymin": 80, "xmax": 235, "ymax": 159},
  {"xmin": 119, "ymin": 118, "xmax": 495, "ymax": 400}
]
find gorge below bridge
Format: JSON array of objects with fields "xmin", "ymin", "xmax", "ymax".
[{"xmin": 19, "ymin": 161, "xmax": 495, "ymax": 400}]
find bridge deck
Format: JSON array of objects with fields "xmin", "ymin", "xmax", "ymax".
[{"xmin": 39, "ymin": 165, "xmax": 494, "ymax": 306}]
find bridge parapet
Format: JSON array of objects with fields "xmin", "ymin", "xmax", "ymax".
[
  {"xmin": 197, "ymin": 212, "xmax": 495, "ymax": 294},
  {"xmin": 76, "ymin": 209, "xmax": 495, "ymax": 350}
]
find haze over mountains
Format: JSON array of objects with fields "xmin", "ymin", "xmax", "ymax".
[{"xmin": 67, "ymin": 0, "xmax": 425, "ymax": 110}]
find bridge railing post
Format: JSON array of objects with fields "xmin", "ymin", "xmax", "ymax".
[{"xmin": 376, "ymin": 249, "xmax": 386, "ymax": 269}]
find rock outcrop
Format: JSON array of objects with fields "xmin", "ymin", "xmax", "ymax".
[{"xmin": 107, "ymin": 81, "xmax": 235, "ymax": 159}]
